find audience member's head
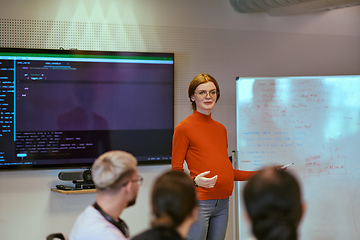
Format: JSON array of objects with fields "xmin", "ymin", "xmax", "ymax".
[
  {"xmin": 151, "ymin": 170, "xmax": 198, "ymax": 236},
  {"xmin": 92, "ymin": 150, "xmax": 139, "ymax": 206},
  {"xmin": 243, "ymin": 166, "xmax": 304, "ymax": 240}
]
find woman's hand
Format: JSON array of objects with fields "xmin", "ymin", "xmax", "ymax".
[
  {"xmin": 194, "ymin": 171, "xmax": 218, "ymax": 188},
  {"xmin": 276, "ymin": 165, "xmax": 287, "ymax": 171}
]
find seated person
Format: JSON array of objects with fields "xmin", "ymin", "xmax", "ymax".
[
  {"xmin": 131, "ymin": 170, "xmax": 198, "ymax": 240},
  {"xmin": 70, "ymin": 150, "xmax": 142, "ymax": 240},
  {"xmin": 243, "ymin": 166, "xmax": 305, "ymax": 240}
]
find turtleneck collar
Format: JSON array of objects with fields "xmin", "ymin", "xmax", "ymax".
[{"xmin": 192, "ymin": 110, "xmax": 212, "ymax": 121}]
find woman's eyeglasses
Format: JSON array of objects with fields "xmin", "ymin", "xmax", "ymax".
[
  {"xmin": 122, "ymin": 176, "xmax": 144, "ymax": 187},
  {"xmin": 130, "ymin": 176, "xmax": 144, "ymax": 186},
  {"xmin": 195, "ymin": 90, "xmax": 217, "ymax": 99}
]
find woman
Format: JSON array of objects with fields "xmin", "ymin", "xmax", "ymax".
[
  {"xmin": 171, "ymin": 73, "xmax": 258, "ymax": 240},
  {"xmin": 243, "ymin": 166, "xmax": 305, "ymax": 240},
  {"xmin": 131, "ymin": 170, "xmax": 198, "ymax": 240}
]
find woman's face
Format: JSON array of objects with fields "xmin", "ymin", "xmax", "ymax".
[{"xmin": 191, "ymin": 81, "xmax": 217, "ymax": 115}]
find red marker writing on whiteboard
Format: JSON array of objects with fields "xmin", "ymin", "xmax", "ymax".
[{"xmin": 281, "ymin": 162, "xmax": 294, "ymax": 169}]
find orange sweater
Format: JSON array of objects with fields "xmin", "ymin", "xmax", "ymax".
[{"xmin": 172, "ymin": 110, "xmax": 257, "ymax": 201}]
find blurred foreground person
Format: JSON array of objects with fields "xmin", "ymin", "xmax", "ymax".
[
  {"xmin": 132, "ymin": 170, "xmax": 198, "ymax": 240},
  {"xmin": 243, "ymin": 167, "xmax": 305, "ymax": 240}
]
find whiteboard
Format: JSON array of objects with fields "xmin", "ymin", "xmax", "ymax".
[{"xmin": 235, "ymin": 76, "xmax": 360, "ymax": 240}]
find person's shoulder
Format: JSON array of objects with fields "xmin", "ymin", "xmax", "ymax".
[
  {"xmin": 212, "ymin": 118, "xmax": 225, "ymax": 126},
  {"xmin": 72, "ymin": 205, "xmax": 96, "ymax": 222},
  {"xmin": 174, "ymin": 114, "xmax": 194, "ymax": 130},
  {"xmin": 70, "ymin": 205, "xmax": 126, "ymax": 240},
  {"xmin": 247, "ymin": 236, "xmax": 257, "ymax": 240},
  {"xmin": 131, "ymin": 227, "xmax": 182, "ymax": 240},
  {"xmin": 131, "ymin": 228, "xmax": 157, "ymax": 240},
  {"xmin": 211, "ymin": 118, "xmax": 226, "ymax": 130}
]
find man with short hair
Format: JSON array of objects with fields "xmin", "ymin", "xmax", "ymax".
[{"xmin": 70, "ymin": 150, "xmax": 143, "ymax": 240}]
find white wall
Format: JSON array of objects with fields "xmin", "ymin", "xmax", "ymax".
[{"xmin": 0, "ymin": 1, "xmax": 359, "ymax": 240}]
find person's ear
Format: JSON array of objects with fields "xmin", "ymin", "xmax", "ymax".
[
  {"xmin": 301, "ymin": 201, "xmax": 307, "ymax": 217},
  {"xmin": 244, "ymin": 212, "xmax": 252, "ymax": 224},
  {"xmin": 122, "ymin": 180, "xmax": 133, "ymax": 194},
  {"xmin": 190, "ymin": 95, "xmax": 195, "ymax": 102}
]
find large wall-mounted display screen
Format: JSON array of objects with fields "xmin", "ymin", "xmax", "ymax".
[{"xmin": 0, "ymin": 48, "xmax": 174, "ymax": 170}]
